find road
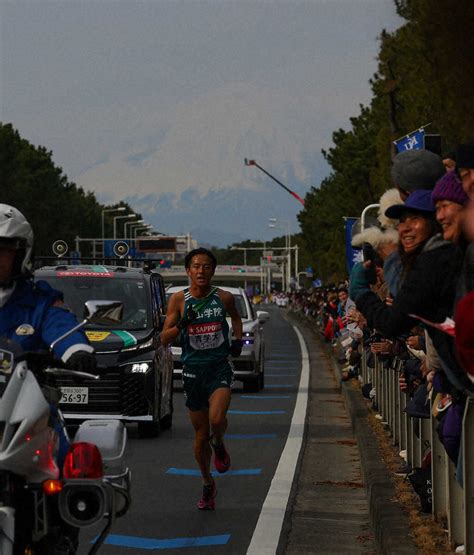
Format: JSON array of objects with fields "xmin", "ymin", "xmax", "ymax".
[{"xmin": 79, "ymin": 305, "xmax": 305, "ymax": 554}]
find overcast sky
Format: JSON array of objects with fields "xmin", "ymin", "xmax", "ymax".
[{"xmin": 1, "ymin": 0, "xmax": 402, "ymax": 245}]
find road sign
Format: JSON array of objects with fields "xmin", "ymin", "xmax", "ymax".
[{"xmin": 262, "ymin": 251, "xmax": 273, "ymax": 257}]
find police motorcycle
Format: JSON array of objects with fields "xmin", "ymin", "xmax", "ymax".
[{"xmin": 0, "ymin": 300, "xmax": 131, "ymax": 555}]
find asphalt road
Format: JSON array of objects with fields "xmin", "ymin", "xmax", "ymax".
[{"xmin": 78, "ymin": 305, "xmax": 303, "ymax": 554}]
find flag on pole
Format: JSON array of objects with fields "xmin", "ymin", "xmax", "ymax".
[
  {"xmin": 393, "ymin": 124, "xmax": 431, "ymax": 153},
  {"xmin": 394, "ymin": 128, "xmax": 425, "ymax": 153},
  {"xmin": 344, "ymin": 217, "xmax": 362, "ymax": 274}
]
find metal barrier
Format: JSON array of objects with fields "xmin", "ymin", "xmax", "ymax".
[{"xmin": 362, "ymin": 351, "xmax": 473, "ymax": 554}]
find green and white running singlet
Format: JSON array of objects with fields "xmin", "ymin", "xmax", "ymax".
[{"xmin": 180, "ymin": 287, "xmax": 231, "ymax": 365}]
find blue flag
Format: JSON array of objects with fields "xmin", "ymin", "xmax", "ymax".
[
  {"xmin": 344, "ymin": 218, "xmax": 362, "ymax": 274},
  {"xmin": 394, "ymin": 129, "xmax": 425, "ymax": 153}
]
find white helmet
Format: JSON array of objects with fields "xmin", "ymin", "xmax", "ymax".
[{"xmin": 0, "ymin": 204, "xmax": 34, "ymax": 278}]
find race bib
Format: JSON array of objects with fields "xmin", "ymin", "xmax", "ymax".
[{"xmin": 188, "ymin": 321, "xmax": 225, "ymax": 350}]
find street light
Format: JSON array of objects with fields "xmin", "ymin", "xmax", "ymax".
[
  {"xmin": 269, "ymin": 218, "xmax": 291, "ymax": 291},
  {"xmin": 134, "ymin": 225, "xmax": 152, "ymax": 238},
  {"xmin": 102, "ymin": 206, "xmax": 126, "ymax": 246},
  {"xmin": 244, "ymin": 158, "xmax": 305, "ymax": 206},
  {"xmin": 113, "ymin": 214, "xmax": 135, "ymax": 239},
  {"xmin": 124, "ymin": 219, "xmax": 144, "ymax": 239}
]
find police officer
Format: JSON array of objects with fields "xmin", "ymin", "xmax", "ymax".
[{"xmin": 0, "ymin": 204, "xmax": 96, "ymax": 369}]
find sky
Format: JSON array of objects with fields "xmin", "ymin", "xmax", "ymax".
[{"xmin": 1, "ymin": 0, "xmax": 402, "ymax": 246}]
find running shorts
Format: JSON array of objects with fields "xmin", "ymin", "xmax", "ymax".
[{"xmin": 182, "ymin": 360, "xmax": 234, "ymax": 411}]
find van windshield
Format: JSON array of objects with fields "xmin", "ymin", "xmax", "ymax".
[{"xmin": 40, "ymin": 276, "xmax": 149, "ymax": 330}]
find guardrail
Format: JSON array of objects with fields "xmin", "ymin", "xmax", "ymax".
[{"xmin": 363, "ymin": 351, "xmax": 473, "ymax": 554}]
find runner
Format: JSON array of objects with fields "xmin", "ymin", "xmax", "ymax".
[{"xmin": 161, "ymin": 248, "xmax": 243, "ymax": 510}]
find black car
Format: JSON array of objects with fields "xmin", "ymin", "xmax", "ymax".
[{"xmin": 35, "ymin": 263, "xmax": 173, "ymax": 438}]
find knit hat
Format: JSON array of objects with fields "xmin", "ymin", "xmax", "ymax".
[
  {"xmin": 456, "ymin": 142, "xmax": 474, "ymax": 170},
  {"xmin": 391, "ymin": 150, "xmax": 445, "ymax": 192},
  {"xmin": 351, "ymin": 226, "xmax": 398, "ymax": 248},
  {"xmin": 378, "ymin": 188, "xmax": 402, "ymax": 229},
  {"xmin": 385, "ymin": 189, "xmax": 435, "ymax": 219},
  {"xmin": 432, "ymin": 171, "xmax": 469, "ymax": 206}
]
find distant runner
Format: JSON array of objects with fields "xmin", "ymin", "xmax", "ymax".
[{"xmin": 162, "ymin": 248, "xmax": 243, "ymax": 510}]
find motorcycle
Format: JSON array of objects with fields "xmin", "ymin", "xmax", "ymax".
[{"xmin": 0, "ymin": 300, "xmax": 131, "ymax": 555}]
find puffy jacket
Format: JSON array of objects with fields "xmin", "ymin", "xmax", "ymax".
[{"xmin": 0, "ymin": 279, "xmax": 93, "ymax": 362}]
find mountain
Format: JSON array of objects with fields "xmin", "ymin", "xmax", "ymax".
[{"xmin": 78, "ymin": 81, "xmax": 338, "ymax": 244}]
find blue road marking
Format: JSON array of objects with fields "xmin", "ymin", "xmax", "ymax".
[
  {"xmin": 226, "ymin": 433, "xmax": 277, "ymax": 439},
  {"xmin": 166, "ymin": 468, "xmax": 261, "ymax": 476},
  {"xmin": 240, "ymin": 395, "xmax": 290, "ymax": 399},
  {"xmin": 228, "ymin": 410, "xmax": 286, "ymax": 415},
  {"xmin": 101, "ymin": 533, "xmax": 231, "ymax": 549}
]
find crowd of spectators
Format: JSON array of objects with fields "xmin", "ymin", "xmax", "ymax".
[{"xmin": 287, "ymin": 144, "xmax": 474, "ymax": 534}]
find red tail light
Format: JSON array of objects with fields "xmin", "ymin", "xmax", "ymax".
[{"xmin": 63, "ymin": 442, "xmax": 103, "ymax": 479}]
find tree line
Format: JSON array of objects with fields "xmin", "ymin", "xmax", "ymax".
[{"xmin": 0, "ymin": 123, "xmax": 138, "ymax": 257}]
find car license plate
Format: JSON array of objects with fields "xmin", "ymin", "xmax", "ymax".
[{"xmin": 60, "ymin": 387, "xmax": 88, "ymax": 404}]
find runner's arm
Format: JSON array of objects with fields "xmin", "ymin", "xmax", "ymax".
[
  {"xmin": 161, "ymin": 292, "xmax": 184, "ymax": 346},
  {"xmin": 220, "ymin": 291, "xmax": 243, "ymax": 340}
]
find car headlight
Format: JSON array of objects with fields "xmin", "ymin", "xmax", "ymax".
[
  {"xmin": 122, "ymin": 337, "xmax": 154, "ymax": 352},
  {"xmin": 130, "ymin": 362, "xmax": 150, "ymax": 373}
]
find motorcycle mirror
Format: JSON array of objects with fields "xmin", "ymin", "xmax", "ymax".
[{"xmin": 84, "ymin": 300, "xmax": 124, "ymax": 326}]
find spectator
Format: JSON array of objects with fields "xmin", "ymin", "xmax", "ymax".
[{"xmin": 391, "ymin": 149, "xmax": 446, "ymax": 201}]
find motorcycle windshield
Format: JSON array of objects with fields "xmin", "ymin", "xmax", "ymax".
[
  {"xmin": 42, "ymin": 277, "xmax": 150, "ymax": 331},
  {"xmin": 0, "ymin": 337, "xmax": 21, "ymax": 397}
]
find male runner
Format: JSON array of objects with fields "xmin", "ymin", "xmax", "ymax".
[{"xmin": 162, "ymin": 248, "xmax": 243, "ymax": 510}]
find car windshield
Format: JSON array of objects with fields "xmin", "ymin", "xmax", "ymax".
[{"xmin": 41, "ymin": 276, "xmax": 149, "ymax": 330}]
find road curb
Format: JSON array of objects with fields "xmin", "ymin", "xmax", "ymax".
[{"xmin": 287, "ymin": 312, "xmax": 418, "ymax": 555}]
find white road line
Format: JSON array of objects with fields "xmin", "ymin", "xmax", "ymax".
[{"xmin": 246, "ymin": 325, "xmax": 309, "ymax": 555}]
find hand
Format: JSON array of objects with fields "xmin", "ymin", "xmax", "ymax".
[
  {"xmin": 176, "ymin": 305, "xmax": 198, "ymax": 330},
  {"xmin": 406, "ymin": 335, "xmax": 422, "ymax": 350},
  {"xmin": 349, "ymin": 262, "xmax": 377, "ymax": 301},
  {"xmin": 370, "ymin": 340, "xmax": 392, "ymax": 355},
  {"xmin": 67, "ymin": 351, "xmax": 97, "ymax": 373},
  {"xmin": 230, "ymin": 339, "xmax": 243, "ymax": 357}
]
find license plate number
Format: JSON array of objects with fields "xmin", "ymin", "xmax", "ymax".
[{"xmin": 60, "ymin": 387, "xmax": 88, "ymax": 404}]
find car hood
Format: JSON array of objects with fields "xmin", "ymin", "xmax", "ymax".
[{"xmin": 85, "ymin": 328, "xmax": 152, "ymax": 352}]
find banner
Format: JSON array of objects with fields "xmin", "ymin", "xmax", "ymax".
[
  {"xmin": 344, "ymin": 217, "xmax": 362, "ymax": 274},
  {"xmin": 393, "ymin": 128, "xmax": 425, "ymax": 153}
]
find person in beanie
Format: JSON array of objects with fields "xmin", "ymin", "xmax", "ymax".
[
  {"xmin": 432, "ymin": 171, "xmax": 469, "ymax": 244},
  {"xmin": 391, "ymin": 149, "xmax": 446, "ymax": 200}
]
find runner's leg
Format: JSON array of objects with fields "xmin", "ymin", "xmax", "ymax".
[
  {"xmin": 209, "ymin": 387, "xmax": 231, "ymax": 444},
  {"xmin": 188, "ymin": 408, "xmax": 213, "ymax": 484}
]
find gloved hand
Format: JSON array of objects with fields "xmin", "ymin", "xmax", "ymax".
[
  {"xmin": 230, "ymin": 339, "xmax": 243, "ymax": 358},
  {"xmin": 67, "ymin": 351, "xmax": 97, "ymax": 373},
  {"xmin": 176, "ymin": 305, "xmax": 198, "ymax": 330},
  {"xmin": 349, "ymin": 261, "xmax": 377, "ymax": 301}
]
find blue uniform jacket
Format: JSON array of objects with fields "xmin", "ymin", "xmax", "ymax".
[{"xmin": 0, "ymin": 279, "xmax": 93, "ymax": 361}]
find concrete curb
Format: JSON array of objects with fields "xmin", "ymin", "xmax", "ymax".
[{"xmin": 288, "ymin": 312, "xmax": 418, "ymax": 555}]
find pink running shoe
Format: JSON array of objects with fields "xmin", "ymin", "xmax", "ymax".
[
  {"xmin": 197, "ymin": 481, "xmax": 217, "ymax": 510},
  {"xmin": 211, "ymin": 439, "xmax": 231, "ymax": 473}
]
